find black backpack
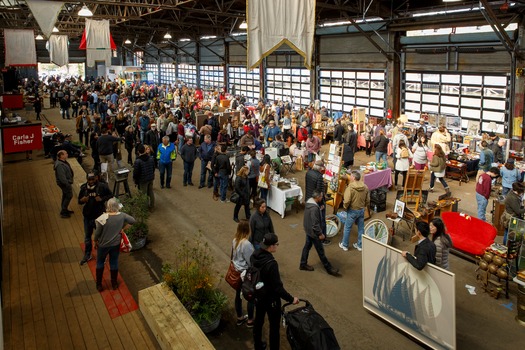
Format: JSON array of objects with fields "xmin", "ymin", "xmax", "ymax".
[{"xmin": 242, "ymin": 258, "xmax": 273, "ymax": 303}]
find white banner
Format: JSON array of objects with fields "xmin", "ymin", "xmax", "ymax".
[
  {"xmin": 48, "ymin": 35, "xmax": 69, "ymax": 67},
  {"xmin": 26, "ymin": 0, "xmax": 64, "ymax": 38},
  {"xmin": 4, "ymin": 29, "xmax": 37, "ymax": 66},
  {"xmin": 85, "ymin": 19, "xmax": 112, "ymax": 67},
  {"xmin": 247, "ymin": 0, "xmax": 315, "ymax": 70}
]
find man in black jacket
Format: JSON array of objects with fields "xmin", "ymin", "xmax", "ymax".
[
  {"xmin": 305, "ymin": 160, "xmax": 330, "ymax": 245},
  {"xmin": 180, "ymin": 137, "xmax": 198, "ymax": 186},
  {"xmin": 252, "ymin": 233, "xmax": 299, "ymax": 350},
  {"xmin": 78, "ymin": 171, "xmax": 112, "ymax": 265},
  {"xmin": 97, "ymin": 128, "xmax": 122, "ymax": 181},
  {"xmin": 214, "ymin": 144, "xmax": 232, "ymax": 202},
  {"xmin": 333, "ymin": 119, "xmax": 345, "ymax": 143},
  {"xmin": 133, "ymin": 144, "xmax": 156, "ymax": 209},
  {"xmin": 54, "ymin": 150, "xmax": 74, "ymax": 218},
  {"xmin": 402, "ymin": 221, "xmax": 436, "ymax": 270},
  {"xmin": 300, "ymin": 190, "xmax": 341, "ymax": 276}
]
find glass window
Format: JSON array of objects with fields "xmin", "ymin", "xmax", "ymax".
[
  {"xmin": 227, "ymin": 66, "xmax": 260, "ymax": 104},
  {"xmin": 145, "ymin": 64, "xmax": 159, "ymax": 84},
  {"xmin": 265, "ymin": 67, "xmax": 310, "ymax": 107},
  {"xmin": 318, "ymin": 69, "xmax": 386, "ymax": 117},
  {"xmin": 177, "ymin": 64, "xmax": 197, "ymax": 87},
  {"xmin": 199, "ymin": 65, "xmax": 224, "ymax": 90},
  {"xmin": 402, "ymin": 71, "xmax": 508, "ymax": 131}
]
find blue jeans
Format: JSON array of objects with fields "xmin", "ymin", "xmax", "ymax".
[
  {"xmin": 61, "ymin": 108, "xmax": 70, "ymax": 119},
  {"xmin": 259, "ymin": 187, "xmax": 268, "ymax": 202},
  {"xmin": 83, "ymin": 217, "xmax": 96, "ymax": 258},
  {"xmin": 219, "ymin": 173, "xmax": 229, "ymax": 201},
  {"xmin": 476, "ymin": 192, "xmax": 488, "ymax": 221},
  {"xmin": 375, "ymin": 151, "xmax": 387, "ymax": 163},
  {"xmin": 341, "ymin": 208, "xmax": 365, "ymax": 248},
  {"xmin": 96, "ymin": 244, "xmax": 120, "ymax": 270},
  {"xmin": 159, "ymin": 161, "xmax": 173, "ymax": 187},
  {"xmin": 200, "ymin": 160, "xmax": 213, "ymax": 187},
  {"xmin": 183, "ymin": 161, "xmax": 195, "ymax": 185},
  {"xmin": 430, "ymin": 172, "xmax": 448, "ymax": 189},
  {"xmin": 178, "ymin": 135, "xmax": 185, "ymax": 153},
  {"xmin": 502, "ymin": 187, "xmax": 511, "ymax": 197}
]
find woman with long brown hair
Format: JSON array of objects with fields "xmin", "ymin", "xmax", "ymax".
[
  {"xmin": 231, "ymin": 220, "xmax": 255, "ymax": 327},
  {"xmin": 428, "ymin": 144, "xmax": 450, "ymax": 194}
]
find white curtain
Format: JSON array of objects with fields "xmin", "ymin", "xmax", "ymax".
[
  {"xmin": 4, "ymin": 29, "xmax": 37, "ymax": 66},
  {"xmin": 247, "ymin": 0, "xmax": 315, "ymax": 70},
  {"xmin": 85, "ymin": 19, "xmax": 112, "ymax": 67},
  {"xmin": 26, "ymin": 0, "xmax": 64, "ymax": 38},
  {"xmin": 48, "ymin": 35, "xmax": 69, "ymax": 67}
]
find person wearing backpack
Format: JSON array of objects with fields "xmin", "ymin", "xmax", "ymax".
[
  {"xmin": 251, "ymin": 233, "xmax": 299, "ymax": 350},
  {"xmin": 394, "ymin": 140, "xmax": 413, "ymax": 190}
]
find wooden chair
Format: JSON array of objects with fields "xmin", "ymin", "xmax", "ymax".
[{"xmin": 401, "ymin": 169, "xmax": 426, "ymax": 212}]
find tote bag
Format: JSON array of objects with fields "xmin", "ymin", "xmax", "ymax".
[{"xmin": 258, "ymin": 164, "xmax": 269, "ymax": 189}]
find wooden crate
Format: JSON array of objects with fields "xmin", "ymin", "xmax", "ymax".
[{"xmin": 139, "ymin": 283, "xmax": 215, "ymax": 350}]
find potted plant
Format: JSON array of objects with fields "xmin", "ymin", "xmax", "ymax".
[
  {"xmin": 162, "ymin": 239, "xmax": 227, "ymax": 333},
  {"xmin": 120, "ymin": 191, "xmax": 149, "ymax": 250}
]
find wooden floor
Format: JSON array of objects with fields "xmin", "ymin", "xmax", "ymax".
[{"xmin": 1, "ymin": 154, "xmax": 160, "ymax": 350}]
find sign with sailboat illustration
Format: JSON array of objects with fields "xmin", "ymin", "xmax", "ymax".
[{"xmin": 362, "ymin": 236, "xmax": 456, "ymax": 350}]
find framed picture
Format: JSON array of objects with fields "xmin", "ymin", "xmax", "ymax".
[
  {"xmin": 362, "ymin": 236, "xmax": 456, "ymax": 350},
  {"xmin": 281, "ymin": 155, "xmax": 292, "ymax": 163},
  {"xmin": 394, "ymin": 199, "xmax": 405, "ymax": 218}
]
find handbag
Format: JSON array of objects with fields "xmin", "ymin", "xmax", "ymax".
[
  {"xmin": 257, "ymin": 164, "xmax": 269, "ymax": 189},
  {"xmin": 230, "ymin": 192, "xmax": 240, "ymax": 204},
  {"xmin": 120, "ymin": 230, "xmax": 132, "ymax": 253},
  {"xmin": 225, "ymin": 248, "xmax": 242, "ymax": 290},
  {"xmin": 206, "ymin": 161, "xmax": 212, "ymax": 171}
]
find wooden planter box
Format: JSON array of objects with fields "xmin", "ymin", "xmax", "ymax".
[{"xmin": 139, "ymin": 283, "xmax": 215, "ymax": 350}]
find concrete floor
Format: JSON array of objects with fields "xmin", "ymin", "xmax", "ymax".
[{"xmin": 36, "ymin": 109, "xmax": 525, "ymax": 349}]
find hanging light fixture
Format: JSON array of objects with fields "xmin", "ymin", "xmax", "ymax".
[
  {"xmin": 124, "ymin": 39, "xmax": 132, "ymax": 44},
  {"xmin": 52, "ymin": 26, "xmax": 59, "ymax": 32},
  {"xmin": 78, "ymin": 4, "xmax": 93, "ymax": 17},
  {"xmin": 164, "ymin": 33, "xmax": 172, "ymax": 39},
  {"xmin": 239, "ymin": 20, "xmax": 247, "ymax": 29},
  {"xmin": 35, "ymin": 34, "xmax": 44, "ymax": 40}
]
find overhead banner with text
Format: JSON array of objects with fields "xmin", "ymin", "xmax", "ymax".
[{"xmin": 247, "ymin": 0, "xmax": 315, "ymax": 70}]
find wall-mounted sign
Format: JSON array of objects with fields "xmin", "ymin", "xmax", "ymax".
[{"xmin": 2, "ymin": 124, "xmax": 42, "ymax": 154}]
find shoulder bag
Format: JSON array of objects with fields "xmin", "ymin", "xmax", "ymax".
[
  {"xmin": 225, "ymin": 247, "xmax": 242, "ymax": 290},
  {"xmin": 257, "ymin": 164, "xmax": 269, "ymax": 189},
  {"xmin": 120, "ymin": 230, "xmax": 132, "ymax": 253}
]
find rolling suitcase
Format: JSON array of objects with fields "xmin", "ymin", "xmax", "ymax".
[{"xmin": 282, "ymin": 299, "xmax": 340, "ymax": 350}]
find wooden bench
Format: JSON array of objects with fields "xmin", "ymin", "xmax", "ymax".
[{"xmin": 139, "ymin": 283, "xmax": 215, "ymax": 350}]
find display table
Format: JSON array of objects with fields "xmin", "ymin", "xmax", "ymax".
[
  {"xmin": 446, "ymin": 160, "xmax": 469, "ymax": 185},
  {"xmin": 364, "ymin": 168, "xmax": 392, "ymax": 191},
  {"xmin": 267, "ymin": 184, "xmax": 303, "ymax": 218}
]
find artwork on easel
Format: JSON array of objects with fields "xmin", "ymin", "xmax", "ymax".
[
  {"xmin": 394, "ymin": 200, "xmax": 405, "ymax": 218},
  {"xmin": 324, "ymin": 143, "xmax": 343, "ymax": 192}
]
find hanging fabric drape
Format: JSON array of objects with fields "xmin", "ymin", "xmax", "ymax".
[
  {"xmin": 247, "ymin": 0, "xmax": 315, "ymax": 70},
  {"xmin": 4, "ymin": 29, "xmax": 37, "ymax": 66},
  {"xmin": 80, "ymin": 19, "xmax": 113, "ymax": 67},
  {"xmin": 47, "ymin": 35, "xmax": 69, "ymax": 67},
  {"xmin": 26, "ymin": 0, "xmax": 64, "ymax": 38}
]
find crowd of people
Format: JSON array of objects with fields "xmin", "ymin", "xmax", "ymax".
[{"xmin": 43, "ymin": 74, "xmax": 521, "ymax": 348}]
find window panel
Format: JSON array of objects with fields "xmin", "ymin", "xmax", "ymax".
[
  {"xmin": 319, "ymin": 69, "xmax": 385, "ymax": 117},
  {"xmin": 265, "ymin": 67, "xmax": 310, "ymax": 105},
  {"xmin": 402, "ymin": 71, "xmax": 509, "ymax": 130},
  {"xmin": 228, "ymin": 66, "xmax": 260, "ymax": 104}
]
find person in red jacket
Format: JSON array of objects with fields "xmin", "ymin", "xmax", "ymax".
[{"xmin": 475, "ymin": 167, "xmax": 500, "ymax": 221}]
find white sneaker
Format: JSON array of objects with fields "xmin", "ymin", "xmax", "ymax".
[
  {"xmin": 353, "ymin": 243, "xmax": 362, "ymax": 252},
  {"xmin": 339, "ymin": 242, "xmax": 348, "ymax": 252}
]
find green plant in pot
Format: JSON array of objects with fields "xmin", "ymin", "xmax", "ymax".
[
  {"xmin": 162, "ymin": 239, "xmax": 227, "ymax": 333},
  {"xmin": 120, "ymin": 191, "xmax": 149, "ymax": 250}
]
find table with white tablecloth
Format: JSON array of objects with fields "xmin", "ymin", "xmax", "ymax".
[{"xmin": 266, "ymin": 184, "xmax": 303, "ymax": 218}]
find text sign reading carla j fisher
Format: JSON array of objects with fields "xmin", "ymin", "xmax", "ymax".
[{"xmin": 2, "ymin": 125, "xmax": 43, "ymax": 153}]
